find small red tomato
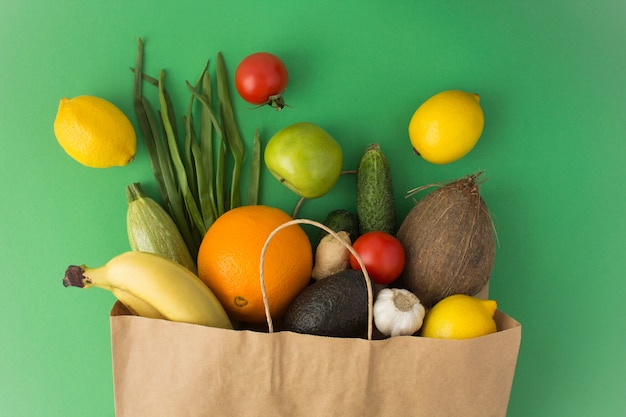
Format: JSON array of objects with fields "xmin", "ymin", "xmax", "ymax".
[
  {"xmin": 235, "ymin": 52, "xmax": 288, "ymax": 110},
  {"xmin": 349, "ymin": 231, "xmax": 405, "ymax": 285}
]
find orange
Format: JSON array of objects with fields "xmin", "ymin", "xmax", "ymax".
[{"xmin": 197, "ymin": 205, "xmax": 312, "ymax": 323}]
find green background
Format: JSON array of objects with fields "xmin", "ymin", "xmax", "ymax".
[{"xmin": 1, "ymin": 0, "xmax": 624, "ymax": 416}]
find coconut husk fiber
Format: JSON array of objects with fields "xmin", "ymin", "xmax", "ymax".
[{"xmin": 396, "ymin": 172, "xmax": 495, "ymax": 308}]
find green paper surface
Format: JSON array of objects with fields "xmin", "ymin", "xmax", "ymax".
[{"xmin": 1, "ymin": 1, "xmax": 625, "ymax": 416}]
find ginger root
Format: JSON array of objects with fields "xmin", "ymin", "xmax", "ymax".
[{"xmin": 311, "ymin": 231, "xmax": 352, "ymax": 280}]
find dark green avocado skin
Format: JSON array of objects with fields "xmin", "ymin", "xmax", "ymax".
[{"xmin": 281, "ymin": 269, "xmax": 369, "ymax": 338}]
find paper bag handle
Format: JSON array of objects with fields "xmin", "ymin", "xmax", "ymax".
[{"xmin": 260, "ymin": 218, "xmax": 374, "ymax": 340}]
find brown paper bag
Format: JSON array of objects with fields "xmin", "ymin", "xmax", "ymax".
[{"xmin": 110, "ymin": 219, "xmax": 521, "ymax": 417}]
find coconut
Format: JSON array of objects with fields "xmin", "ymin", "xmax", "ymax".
[{"xmin": 396, "ymin": 172, "xmax": 495, "ymax": 308}]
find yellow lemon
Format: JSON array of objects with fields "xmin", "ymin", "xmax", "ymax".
[
  {"xmin": 420, "ymin": 294, "xmax": 497, "ymax": 339},
  {"xmin": 53, "ymin": 95, "xmax": 136, "ymax": 168},
  {"xmin": 408, "ymin": 90, "xmax": 484, "ymax": 164}
]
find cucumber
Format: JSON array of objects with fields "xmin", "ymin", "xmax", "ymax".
[
  {"xmin": 318, "ymin": 209, "xmax": 360, "ymax": 243},
  {"xmin": 356, "ymin": 143, "xmax": 396, "ymax": 235},
  {"xmin": 126, "ymin": 182, "xmax": 198, "ymax": 273}
]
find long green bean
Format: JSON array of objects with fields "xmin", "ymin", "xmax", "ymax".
[
  {"xmin": 135, "ymin": 67, "xmax": 196, "ymax": 242},
  {"xmin": 185, "ymin": 79, "xmax": 228, "ymax": 216},
  {"xmin": 182, "ymin": 113, "xmax": 198, "ymax": 199},
  {"xmin": 216, "ymin": 52, "xmax": 245, "ymax": 210},
  {"xmin": 185, "ymin": 81, "xmax": 223, "ymax": 139},
  {"xmin": 184, "ymin": 65, "xmax": 217, "ymax": 228},
  {"xmin": 198, "ymin": 68, "xmax": 218, "ymax": 222},
  {"xmin": 248, "ymin": 128, "xmax": 261, "ymax": 205},
  {"xmin": 131, "ymin": 38, "xmax": 261, "ymax": 256},
  {"xmin": 182, "ymin": 66, "xmax": 208, "ymax": 200},
  {"xmin": 215, "ymin": 137, "xmax": 228, "ymax": 215},
  {"xmin": 188, "ymin": 119, "xmax": 215, "ymax": 227},
  {"xmin": 132, "ymin": 39, "xmax": 197, "ymax": 254},
  {"xmin": 132, "ymin": 38, "xmax": 167, "ymax": 206},
  {"xmin": 145, "ymin": 99, "xmax": 200, "ymax": 253},
  {"xmin": 158, "ymin": 70, "xmax": 206, "ymax": 236}
]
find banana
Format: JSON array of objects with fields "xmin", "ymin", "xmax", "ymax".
[
  {"xmin": 63, "ymin": 251, "xmax": 233, "ymax": 329},
  {"xmin": 110, "ymin": 287, "xmax": 166, "ymax": 320}
]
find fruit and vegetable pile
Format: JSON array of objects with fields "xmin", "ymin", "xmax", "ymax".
[{"xmin": 58, "ymin": 38, "xmax": 501, "ymax": 341}]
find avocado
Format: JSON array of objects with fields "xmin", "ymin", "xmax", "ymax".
[
  {"xmin": 281, "ymin": 269, "xmax": 369, "ymax": 338},
  {"xmin": 318, "ymin": 209, "xmax": 360, "ymax": 244}
]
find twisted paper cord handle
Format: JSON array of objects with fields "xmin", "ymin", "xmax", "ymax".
[{"xmin": 259, "ymin": 218, "xmax": 374, "ymax": 340}]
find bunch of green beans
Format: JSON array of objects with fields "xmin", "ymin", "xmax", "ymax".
[{"xmin": 132, "ymin": 37, "xmax": 261, "ymax": 257}]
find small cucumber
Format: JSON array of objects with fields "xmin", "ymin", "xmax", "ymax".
[
  {"xmin": 318, "ymin": 209, "xmax": 360, "ymax": 243},
  {"xmin": 356, "ymin": 143, "xmax": 396, "ymax": 235},
  {"xmin": 126, "ymin": 182, "xmax": 197, "ymax": 273}
]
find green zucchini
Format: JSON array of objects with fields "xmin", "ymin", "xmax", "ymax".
[
  {"xmin": 126, "ymin": 182, "xmax": 198, "ymax": 273},
  {"xmin": 356, "ymin": 143, "xmax": 396, "ymax": 235}
]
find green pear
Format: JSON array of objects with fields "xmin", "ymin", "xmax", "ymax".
[{"xmin": 264, "ymin": 122, "xmax": 343, "ymax": 199}]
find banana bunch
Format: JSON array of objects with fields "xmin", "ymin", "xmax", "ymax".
[{"xmin": 63, "ymin": 251, "xmax": 233, "ymax": 329}]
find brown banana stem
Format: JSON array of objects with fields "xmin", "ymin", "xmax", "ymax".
[{"xmin": 63, "ymin": 266, "xmax": 87, "ymax": 288}]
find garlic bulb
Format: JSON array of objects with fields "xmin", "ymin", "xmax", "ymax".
[{"xmin": 373, "ymin": 288, "xmax": 426, "ymax": 337}]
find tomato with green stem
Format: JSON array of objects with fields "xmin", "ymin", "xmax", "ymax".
[{"xmin": 235, "ymin": 52, "xmax": 288, "ymax": 110}]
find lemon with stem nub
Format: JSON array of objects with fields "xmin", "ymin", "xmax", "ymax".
[
  {"xmin": 408, "ymin": 90, "xmax": 484, "ymax": 164},
  {"xmin": 420, "ymin": 294, "xmax": 497, "ymax": 339},
  {"xmin": 53, "ymin": 95, "xmax": 136, "ymax": 168}
]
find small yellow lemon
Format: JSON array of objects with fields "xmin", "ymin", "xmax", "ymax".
[
  {"xmin": 53, "ymin": 95, "xmax": 136, "ymax": 168},
  {"xmin": 408, "ymin": 90, "xmax": 484, "ymax": 164},
  {"xmin": 420, "ymin": 294, "xmax": 497, "ymax": 339}
]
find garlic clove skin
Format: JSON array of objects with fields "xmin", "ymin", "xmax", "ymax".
[{"xmin": 373, "ymin": 288, "xmax": 426, "ymax": 337}]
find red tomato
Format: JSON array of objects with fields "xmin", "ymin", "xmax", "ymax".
[
  {"xmin": 349, "ymin": 231, "xmax": 405, "ymax": 285},
  {"xmin": 235, "ymin": 52, "xmax": 288, "ymax": 110}
]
